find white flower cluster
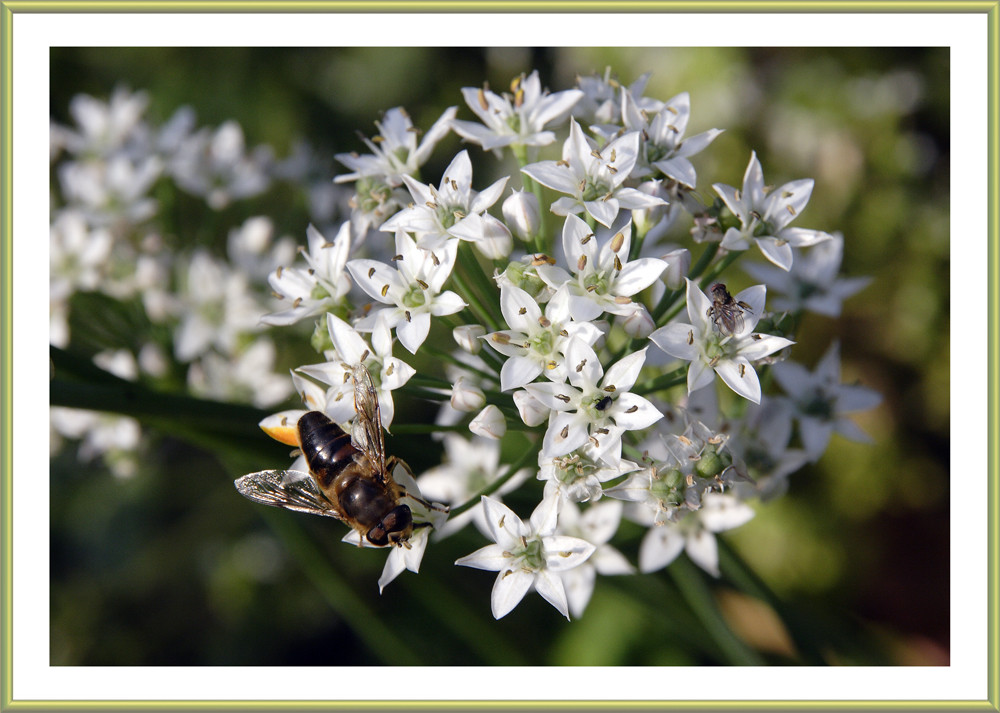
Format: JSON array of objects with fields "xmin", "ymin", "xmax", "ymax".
[
  {"xmin": 49, "ymin": 87, "xmax": 326, "ymax": 474},
  {"xmin": 51, "ymin": 70, "xmax": 882, "ymax": 621},
  {"xmin": 254, "ymin": 68, "xmax": 881, "ymax": 621}
]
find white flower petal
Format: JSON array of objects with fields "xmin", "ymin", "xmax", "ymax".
[
  {"xmin": 639, "ymin": 525, "xmax": 685, "ymax": 573},
  {"xmin": 396, "ymin": 312, "xmax": 431, "ymax": 353},
  {"xmin": 533, "ymin": 569, "xmax": 571, "ymax": 620},
  {"xmin": 685, "ymin": 530, "xmax": 720, "ymax": 577},
  {"xmin": 491, "ymin": 569, "xmax": 534, "ymax": 619},
  {"xmin": 715, "ymin": 356, "xmax": 762, "ymax": 403}
]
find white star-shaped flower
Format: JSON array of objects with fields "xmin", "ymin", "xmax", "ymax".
[
  {"xmin": 526, "ymin": 339, "xmax": 663, "ymax": 464},
  {"xmin": 455, "ymin": 496, "xmax": 595, "ymax": 620},
  {"xmin": 347, "ymin": 231, "xmax": 466, "ymax": 353},
  {"xmin": 521, "ymin": 119, "xmax": 665, "ymax": 228},
  {"xmin": 451, "ymin": 70, "xmax": 583, "ymax": 155},
  {"xmin": 592, "ymin": 90, "xmax": 722, "ymax": 187},
  {"xmin": 295, "ymin": 312, "xmax": 415, "ymax": 428},
  {"xmin": 381, "ymin": 150, "xmax": 508, "ymax": 252},
  {"xmin": 712, "ymin": 151, "xmax": 833, "ymax": 271},
  {"xmin": 649, "ymin": 279, "xmax": 794, "ymax": 404},
  {"xmin": 534, "ymin": 213, "xmax": 667, "ymax": 321},
  {"xmin": 484, "ymin": 284, "xmax": 603, "ymax": 391},
  {"xmin": 335, "ymin": 106, "xmax": 457, "ymax": 188},
  {"xmin": 263, "ymin": 222, "xmax": 352, "ymax": 327}
]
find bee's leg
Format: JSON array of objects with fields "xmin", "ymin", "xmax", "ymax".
[{"xmin": 387, "ymin": 456, "xmax": 449, "ymax": 513}]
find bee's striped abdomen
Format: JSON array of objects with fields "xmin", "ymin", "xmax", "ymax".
[{"xmin": 297, "ymin": 411, "xmax": 358, "ymax": 491}]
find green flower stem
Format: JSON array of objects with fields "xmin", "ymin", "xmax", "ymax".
[
  {"xmin": 389, "ymin": 423, "xmax": 471, "ymax": 434},
  {"xmin": 632, "ymin": 367, "xmax": 688, "ymax": 396},
  {"xmin": 450, "ymin": 262, "xmax": 500, "ymax": 333},
  {"xmin": 513, "ymin": 144, "xmax": 548, "ymax": 254},
  {"xmin": 260, "ymin": 508, "xmax": 421, "ymax": 666},
  {"xmin": 688, "ymin": 241, "xmax": 721, "ymax": 282},
  {"xmin": 717, "ymin": 539, "xmax": 831, "ymax": 665},
  {"xmin": 408, "ymin": 373, "xmax": 455, "ymax": 389},
  {"xmin": 447, "ymin": 435, "xmax": 540, "ymax": 520},
  {"xmin": 668, "ymin": 553, "xmax": 765, "ymax": 666},
  {"xmin": 457, "ymin": 241, "xmax": 503, "ymax": 320},
  {"xmin": 421, "ymin": 346, "xmax": 499, "ymax": 384}
]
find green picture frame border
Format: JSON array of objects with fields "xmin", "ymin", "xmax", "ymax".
[{"xmin": 3, "ymin": 1, "xmax": 997, "ymax": 710}]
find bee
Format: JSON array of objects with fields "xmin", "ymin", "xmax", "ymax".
[
  {"xmin": 235, "ymin": 365, "xmax": 441, "ymax": 548},
  {"xmin": 707, "ymin": 283, "xmax": 753, "ymax": 337}
]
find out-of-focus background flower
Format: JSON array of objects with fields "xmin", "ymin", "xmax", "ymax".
[{"xmin": 49, "ymin": 47, "xmax": 949, "ymax": 666}]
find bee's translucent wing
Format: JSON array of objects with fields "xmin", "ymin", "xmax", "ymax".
[
  {"xmin": 350, "ymin": 364, "xmax": 386, "ymax": 478},
  {"xmin": 235, "ymin": 469, "xmax": 345, "ymax": 520}
]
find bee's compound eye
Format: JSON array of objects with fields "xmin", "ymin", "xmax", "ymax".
[{"xmin": 366, "ymin": 505, "xmax": 413, "ymax": 546}]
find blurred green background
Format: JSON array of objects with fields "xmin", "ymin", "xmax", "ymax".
[{"xmin": 49, "ymin": 47, "xmax": 949, "ymax": 666}]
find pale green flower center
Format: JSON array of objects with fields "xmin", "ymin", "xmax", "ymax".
[
  {"xmin": 580, "ymin": 176, "xmax": 610, "ymax": 202},
  {"xmin": 401, "ymin": 284, "xmax": 427, "ymax": 309}
]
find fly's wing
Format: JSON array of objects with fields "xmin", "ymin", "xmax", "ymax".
[
  {"xmin": 235, "ymin": 469, "xmax": 345, "ymax": 520},
  {"xmin": 350, "ymin": 364, "xmax": 386, "ymax": 478}
]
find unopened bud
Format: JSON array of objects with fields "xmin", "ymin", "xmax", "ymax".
[
  {"xmin": 469, "ymin": 404, "xmax": 506, "ymax": 440},
  {"xmin": 473, "ymin": 214, "xmax": 513, "ymax": 260},
  {"xmin": 512, "ymin": 389, "xmax": 548, "ymax": 427},
  {"xmin": 619, "ymin": 307, "xmax": 655, "ymax": 339},
  {"xmin": 453, "ymin": 324, "xmax": 486, "ymax": 354},
  {"xmin": 660, "ymin": 247, "xmax": 691, "ymax": 290},
  {"xmin": 502, "ymin": 190, "xmax": 541, "ymax": 242},
  {"xmin": 451, "ymin": 378, "xmax": 487, "ymax": 413}
]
